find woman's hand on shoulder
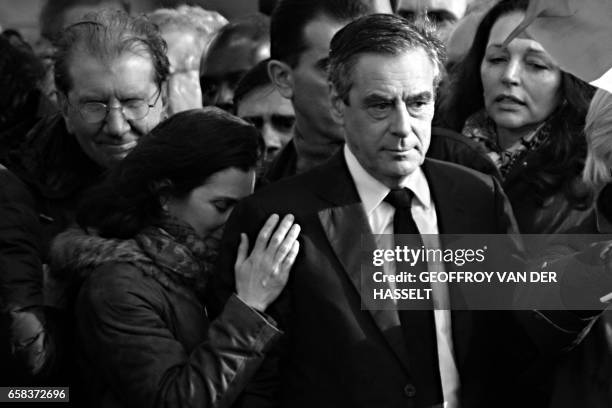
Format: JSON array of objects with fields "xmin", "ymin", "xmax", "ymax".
[{"xmin": 234, "ymin": 214, "xmax": 300, "ymax": 312}]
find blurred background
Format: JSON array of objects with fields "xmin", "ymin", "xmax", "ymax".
[{"xmin": 0, "ymin": 0, "xmax": 270, "ymax": 43}]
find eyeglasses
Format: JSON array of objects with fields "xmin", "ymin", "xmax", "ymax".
[{"xmin": 74, "ymin": 89, "xmax": 162, "ymax": 124}]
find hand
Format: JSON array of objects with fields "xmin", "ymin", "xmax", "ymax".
[
  {"xmin": 234, "ymin": 214, "xmax": 300, "ymax": 312},
  {"xmin": 166, "ymin": 69, "xmax": 203, "ymax": 115},
  {"xmin": 9, "ymin": 309, "xmax": 49, "ymax": 375}
]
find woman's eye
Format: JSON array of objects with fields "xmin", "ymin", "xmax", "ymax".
[
  {"xmin": 527, "ymin": 61, "xmax": 548, "ymax": 70},
  {"xmin": 487, "ymin": 57, "xmax": 507, "ymax": 64},
  {"xmin": 213, "ymin": 201, "xmax": 230, "ymax": 213}
]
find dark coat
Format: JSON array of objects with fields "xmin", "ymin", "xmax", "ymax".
[
  {"xmin": 427, "ymin": 127, "xmax": 593, "ymax": 235},
  {"xmin": 0, "ymin": 164, "xmax": 43, "ymax": 311},
  {"xmin": 51, "ymin": 228, "xmax": 281, "ymax": 408},
  {"xmin": 210, "ymin": 152, "xmax": 594, "ymax": 408},
  {"xmin": 0, "ymin": 114, "xmax": 103, "ymax": 383},
  {"xmin": 2, "ymin": 114, "xmax": 103, "ymax": 261},
  {"xmin": 0, "ymin": 164, "xmax": 45, "ymax": 384}
]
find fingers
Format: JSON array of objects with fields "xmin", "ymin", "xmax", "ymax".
[
  {"xmin": 273, "ymin": 223, "xmax": 301, "ymax": 264},
  {"xmin": 279, "ymin": 240, "xmax": 300, "ymax": 277},
  {"xmin": 234, "ymin": 233, "xmax": 248, "ymax": 270},
  {"xmin": 252, "ymin": 214, "xmax": 280, "ymax": 255},
  {"xmin": 267, "ymin": 214, "xmax": 296, "ymax": 256}
]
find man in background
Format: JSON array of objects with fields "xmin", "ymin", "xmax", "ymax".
[
  {"xmin": 234, "ymin": 59, "xmax": 295, "ymax": 170},
  {"xmin": 200, "ymin": 13, "xmax": 270, "ymax": 112},
  {"xmin": 264, "ymin": 0, "xmax": 393, "ymax": 182},
  {"xmin": 396, "ymin": 0, "xmax": 468, "ymax": 42},
  {"xmin": 1, "ymin": 9, "xmax": 169, "ymax": 386}
]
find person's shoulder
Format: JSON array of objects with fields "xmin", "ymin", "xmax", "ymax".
[
  {"xmin": 0, "ymin": 164, "xmax": 35, "ymax": 204},
  {"xmin": 248, "ymin": 159, "xmax": 332, "ymax": 206},
  {"xmin": 79, "ymin": 261, "xmax": 164, "ymax": 312},
  {"xmin": 429, "ymin": 126, "xmax": 500, "ymax": 178},
  {"xmin": 425, "ymin": 156, "xmax": 495, "ymax": 187}
]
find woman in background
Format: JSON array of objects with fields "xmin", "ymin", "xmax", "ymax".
[
  {"xmin": 51, "ymin": 108, "xmax": 300, "ymax": 407},
  {"xmin": 437, "ymin": 0, "xmax": 596, "ymax": 234}
]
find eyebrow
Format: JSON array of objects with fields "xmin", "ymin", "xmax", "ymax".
[
  {"xmin": 406, "ymin": 92, "xmax": 434, "ymax": 102},
  {"xmin": 363, "ymin": 91, "xmax": 433, "ymax": 105},
  {"xmin": 487, "ymin": 44, "xmax": 548, "ymax": 55},
  {"xmin": 213, "ymin": 196, "xmax": 240, "ymax": 203},
  {"xmin": 426, "ymin": 9, "xmax": 459, "ymax": 22}
]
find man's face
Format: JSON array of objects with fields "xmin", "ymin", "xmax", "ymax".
[
  {"xmin": 397, "ymin": 0, "xmax": 467, "ymax": 42},
  {"xmin": 289, "ymin": 15, "xmax": 348, "ymax": 144},
  {"xmin": 236, "ymin": 84, "xmax": 295, "ymax": 160},
  {"xmin": 332, "ymin": 50, "xmax": 437, "ymax": 188},
  {"xmin": 201, "ymin": 38, "xmax": 269, "ymax": 112},
  {"xmin": 289, "ymin": 3, "xmax": 392, "ymax": 144},
  {"xmin": 61, "ymin": 50, "xmax": 164, "ymax": 169}
]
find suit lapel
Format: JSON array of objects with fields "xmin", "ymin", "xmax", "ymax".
[
  {"xmin": 315, "ymin": 152, "xmax": 412, "ymax": 374},
  {"xmin": 422, "ymin": 159, "xmax": 475, "ymax": 369}
]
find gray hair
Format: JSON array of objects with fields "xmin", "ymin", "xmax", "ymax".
[{"xmin": 54, "ymin": 9, "xmax": 170, "ymax": 95}]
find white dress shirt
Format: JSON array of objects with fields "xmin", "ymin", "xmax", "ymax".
[{"xmin": 344, "ymin": 145, "xmax": 461, "ymax": 408}]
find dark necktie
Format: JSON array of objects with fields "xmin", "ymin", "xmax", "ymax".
[{"xmin": 384, "ymin": 188, "xmax": 443, "ymax": 406}]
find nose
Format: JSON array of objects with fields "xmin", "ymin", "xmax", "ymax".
[
  {"xmin": 215, "ymin": 82, "xmax": 235, "ymax": 112},
  {"xmin": 262, "ymin": 122, "xmax": 283, "ymax": 158},
  {"xmin": 501, "ymin": 58, "xmax": 521, "ymax": 86},
  {"xmin": 103, "ymin": 106, "xmax": 131, "ymax": 138},
  {"xmin": 390, "ymin": 103, "xmax": 411, "ymax": 138}
]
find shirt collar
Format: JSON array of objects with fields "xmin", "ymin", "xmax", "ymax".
[{"xmin": 343, "ymin": 144, "xmax": 432, "ymax": 215}]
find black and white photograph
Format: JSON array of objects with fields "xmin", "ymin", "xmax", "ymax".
[{"xmin": 1, "ymin": 0, "xmax": 612, "ymax": 406}]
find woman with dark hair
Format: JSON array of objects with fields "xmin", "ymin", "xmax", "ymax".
[
  {"xmin": 50, "ymin": 108, "xmax": 300, "ymax": 407},
  {"xmin": 436, "ymin": 0, "xmax": 596, "ymax": 234}
]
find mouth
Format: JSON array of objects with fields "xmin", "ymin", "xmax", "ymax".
[
  {"xmin": 384, "ymin": 146, "xmax": 419, "ymax": 157},
  {"xmin": 494, "ymin": 94, "xmax": 525, "ymax": 105},
  {"xmin": 95, "ymin": 141, "xmax": 138, "ymax": 154}
]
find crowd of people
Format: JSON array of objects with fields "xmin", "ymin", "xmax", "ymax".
[{"xmin": 1, "ymin": 0, "xmax": 612, "ymax": 407}]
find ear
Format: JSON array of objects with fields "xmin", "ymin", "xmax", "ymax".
[
  {"xmin": 57, "ymin": 92, "xmax": 75, "ymax": 135},
  {"xmin": 159, "ymin": 80, "xmax": 171, "ymax": 119},
  {"xmin": 268, "ymin": 59, "xmax": 294, "ymax": 100},
  {"xmin": 329, "ymin": 82, "xmax": 345, "ymax": 126}
]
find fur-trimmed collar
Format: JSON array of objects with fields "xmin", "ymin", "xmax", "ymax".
[{"xmin": 51, "ymin": 227, "xmax": 149, "ymax": 278}]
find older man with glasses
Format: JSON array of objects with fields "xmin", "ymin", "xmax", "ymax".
[{"xmin": 0, "ymin": 9, "xmax": 169, "ymax": 390}]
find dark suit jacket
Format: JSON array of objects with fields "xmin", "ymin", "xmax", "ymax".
[{"xmin": 210, "ymin": 152, "xmax": 593, "ymax": 408}]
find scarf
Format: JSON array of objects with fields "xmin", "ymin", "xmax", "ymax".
[
  {"xmin": 461, "ymin": 109, "xmax": 551, "ymax": 179},
  {"xmin": 135, "ymin": 215, "xmax": 219, "ymax": 301}
]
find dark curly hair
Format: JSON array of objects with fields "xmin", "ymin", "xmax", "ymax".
[
  {"xmin": 77, "ymin": 108, "xmax": 261, "ymax": 239},
  {"xmin": 437, "ymin": 0, "xmax": 595, "ymax": 208}
]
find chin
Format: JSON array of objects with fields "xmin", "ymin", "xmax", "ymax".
[
  {"xmin": 386, "ymin": 164, "xmax": 419, "ymax": 179},
  {"xmin": 490, "ymin": 113, "xmax": 528, "ymax": 129}
]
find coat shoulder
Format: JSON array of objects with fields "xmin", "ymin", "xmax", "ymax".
[{"xmin": 425, "ymin": 157, "xmax": 498, "ymax": 192}]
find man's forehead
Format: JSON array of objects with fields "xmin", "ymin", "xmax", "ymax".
[
  {"xmin": 238, "ymin": 85, "xmax": 294, "ymax": 116},
  {"xmin": 398, "ymin": 0, "xmax": 467, "ymax": 18},
  {"xmin": 350, "ymin": 50, "xmax": 436, "ymax": 92},
  {"xmin": 302, "ymin": 14, "xmax": 347, "ymax": 53},
  {"xmin": 66, "ymin": 49, "xmax": 157, "ymax": 96},
  {"xmin": 204, "ymin": 39, "xmax": 269, "ymax": 75}
]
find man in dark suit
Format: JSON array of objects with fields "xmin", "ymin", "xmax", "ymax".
[{"xmin": 211, "ymin": 14, "xmax": 595, "ymax": 408}]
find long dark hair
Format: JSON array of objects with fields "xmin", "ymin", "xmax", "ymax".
[
  {"xmin": 77, "ymin": 108, "xmax": 261, "ymax": 238},
  {"xmin": 437, "ymin": 0, "xmax": 595, "ymax": 207}
]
